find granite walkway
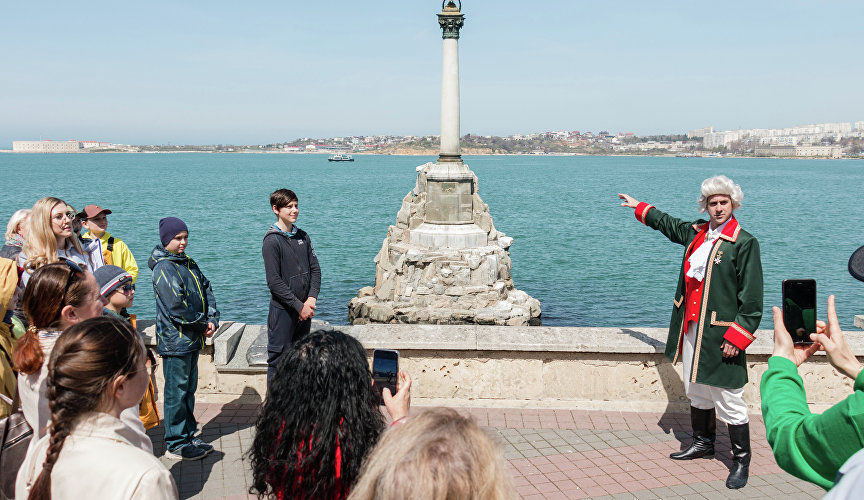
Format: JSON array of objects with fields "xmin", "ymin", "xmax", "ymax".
[{"xmin": 147, "ymin": 403, "xmax": 826, "ymax": 500}]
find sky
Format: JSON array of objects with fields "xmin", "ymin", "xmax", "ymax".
[{"xmin": 1, "ymin": 0, "xmax": 862, "ymax": 146}]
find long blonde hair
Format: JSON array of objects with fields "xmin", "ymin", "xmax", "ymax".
[
  {"xmin": 23, "ymin": 197, "xmax": 84, "ymax": 272},
  {"xmin": 348, "ymin": 408, "xmax": 516, "ymax": 500}
]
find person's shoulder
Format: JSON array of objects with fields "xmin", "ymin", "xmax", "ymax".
[
  {"xmin": 151, "ymin": 256, "xmax": 179, "ymax": 275},
  {"xmin": 263, "ymin": 231, "xmax": 281, "ymax": 244},
  {"xmin": 735, "ymin": 227, "xmax": 758, "ymax": 244},
  {"xmin": 110, "ymin": 233, "xmax": 130, "ymax": 245},
  {"xmin": 295, "ymin": 227, "xmax": 313, "ymax": 241}
]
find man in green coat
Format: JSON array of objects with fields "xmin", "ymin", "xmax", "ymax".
[{"xmin": 619, "ymin": 175, "xmax": 763, "ymax": 489}]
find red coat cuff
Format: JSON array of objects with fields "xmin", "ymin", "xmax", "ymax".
[
  {"xmin": 723, "ymin": 322, "xmax": 756, "ymax": 350},
  {"xmin": 634, "ymin": 202, "xmax": 654, "ymax": 225}
]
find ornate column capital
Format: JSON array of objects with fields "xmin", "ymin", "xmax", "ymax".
[{"xmin": 438, "ymin": 1, "xmax": 464, "ymax": 39}]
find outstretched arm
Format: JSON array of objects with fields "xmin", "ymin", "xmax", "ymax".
[{"xmin": 617, "ymin": 193, "xmax": 695, "ymax": 246}]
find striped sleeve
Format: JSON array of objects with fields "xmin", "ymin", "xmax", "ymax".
[
  {"xmin": 723, "ymin": 322, "xmax": 756, "ymax": 350},
  {"xmin": 635, "ymin": 202, "xmax": 654, "ymax": 225}
]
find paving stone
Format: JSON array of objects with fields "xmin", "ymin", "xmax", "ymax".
[{"xmin": 146, "ymin": 403, "xmax": 826, "ymax": 499}]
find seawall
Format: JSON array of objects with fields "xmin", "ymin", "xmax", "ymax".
[{"xmin": 137, "ymin": 321, "xmax": 864, "ymax": 414}]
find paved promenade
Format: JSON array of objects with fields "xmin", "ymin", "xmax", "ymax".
[{"xmin": 149, "ymin": 402, "xmax": 826, "ymax": 499}]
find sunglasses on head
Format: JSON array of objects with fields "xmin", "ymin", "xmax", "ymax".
[{"xmin": 56, "ymin": 259, "xmax": 85, "ymax": 317}]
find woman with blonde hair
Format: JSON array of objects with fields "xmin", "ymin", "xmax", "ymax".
[
  {"xmin": 348, "ymin": 408, "xmax": 516, "ymax": 500},
  {"xmin": 16, "ymin": 316, "xmax": 177, "ymax": 499},
  {"xmin": 19, "ymin": 197, "xmax": 92, "ymax": 287}
]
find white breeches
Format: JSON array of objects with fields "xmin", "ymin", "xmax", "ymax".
[{"xmin": 682, "ymin": 322, "xmax": 749, "ymax": 425}]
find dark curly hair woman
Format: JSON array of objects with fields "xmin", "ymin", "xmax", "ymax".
[{"xmin": 249, "ymin": 330, "xmax": 411, "ymax": 500}]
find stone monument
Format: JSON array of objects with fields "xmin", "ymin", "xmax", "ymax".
[{"xmin": 348, "ymin": 1, "xmax": 541, "ymax": 326}]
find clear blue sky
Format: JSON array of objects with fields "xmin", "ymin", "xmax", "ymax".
[{"xmin": 1, "ymin": 0, "xmax": 862, "ymax": 145}]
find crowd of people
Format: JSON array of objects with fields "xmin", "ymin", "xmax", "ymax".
[
  {"xmin": 0, "ymin": 193, "xmax": 515, "ymax": 499},
  {"xmin": 0, "ymin": 179, "xmax": 861, "ymax": 498}
]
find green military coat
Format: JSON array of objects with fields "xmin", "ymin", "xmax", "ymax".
[{"xmin": 636, "ymin": 203, "xmax": 763, "ymax": 389}]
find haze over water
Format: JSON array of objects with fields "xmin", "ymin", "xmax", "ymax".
[{"xmin": 1, "ymin": 153, "xmax": 862, "ymax": 330}]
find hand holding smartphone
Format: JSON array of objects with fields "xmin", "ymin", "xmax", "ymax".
[
  {"xmin": 372, "ymin": 349, "xmax": 399, "ymax": 405},
  {"xmin": 782, "ymin": 279, "xmax": 816, "ymax": 344}
]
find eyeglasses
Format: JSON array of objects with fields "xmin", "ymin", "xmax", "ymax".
[
  {"xmin": 51, "ymin": 211, "xmax": 77, "ymax": 223},
  {"xmin": 121, "ymin": 283, "xmax": 135, "ymax": 294}
]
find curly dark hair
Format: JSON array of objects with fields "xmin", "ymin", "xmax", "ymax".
[{"xmin": 249, "ymin": 329, "xmax": 385, "ymax": 499}]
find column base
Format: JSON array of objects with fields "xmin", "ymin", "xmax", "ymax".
[{"xmin": 409, "ymin": 223, "xmax": 486, "ymax": 249}]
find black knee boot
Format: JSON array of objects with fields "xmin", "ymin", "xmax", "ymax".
[
  {"xmin": 726, "ymin": 422, "xmax": 750, "ymax": 489},
  {"xmin": 670, "ymin": 407, "xmax": 716, "ymax": 460}
]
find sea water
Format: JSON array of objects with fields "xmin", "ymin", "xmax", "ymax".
[{"xmin": 1, "ymin": 153, "xmax": 862, "ymax": 329}]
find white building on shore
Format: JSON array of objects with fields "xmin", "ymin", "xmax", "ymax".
[
  {"xmin": 687, "ymin": 126, "xmax": 713, "ymax": 139},
  {"xmin": 755, "ymin": 145, "xmax": 842, "ymax": 158},
  {"xmin": 13, "ymin": 140, "xmax": 81, "ymax": 153},
  {"xmin": 701, "ymin": 122, "xmax": 858, "ymax": 149}
]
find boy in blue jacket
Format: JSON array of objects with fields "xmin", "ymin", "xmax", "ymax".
[{"xmin": 149, "ymin": 217, "xmax": 219, "ymax": 461}]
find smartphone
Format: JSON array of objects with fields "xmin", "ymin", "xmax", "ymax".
[
  {"xmin": 782, "ymin": 279, "xmax": 817, "ymax": 344},
  {"xmin": 372, "ymin": 349, "xmax": 399, "ymax": 405}
]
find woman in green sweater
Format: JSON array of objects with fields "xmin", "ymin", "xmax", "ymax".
[{"xmin": 761, "ymin": 295, "xmax": 864, "ymax": 490}]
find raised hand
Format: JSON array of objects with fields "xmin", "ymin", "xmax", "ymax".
[
  {"xmin": 618, "ymin": 193, "xmax": 640, "ymax": 209},
  {"xmin": 771, "ymin": 306, "xmax": 819, "ymax": 366},
  {"xmin": 382, "ymin": 370, "xmax": 412, "ymax": 422},
  {"xmin": 811, "ymin": 295, "xmax": 863, "ymax": 380}
]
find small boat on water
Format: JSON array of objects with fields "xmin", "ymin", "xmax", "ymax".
[{"xmin": 328, "ymin": 154, "xmax": 354, "ymax": 162}]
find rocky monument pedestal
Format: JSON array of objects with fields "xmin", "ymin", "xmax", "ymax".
[{"xmin": 348, "ymin": 162, "xmax": 541, "ymax": 326}]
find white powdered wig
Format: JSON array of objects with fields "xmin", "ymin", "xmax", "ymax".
[
  {"xmin": 697, "ymin": 175, "xmax": 743, "ymax": 212},
  {"xmin": 5, "ymin": 209, "xmax": 31, "ymax": 241}
]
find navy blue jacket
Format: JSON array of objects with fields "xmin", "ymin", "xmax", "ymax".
[
  {"xmin": 262, "ymin": 226, "xmax": 321, "ymax": 312},
  {"xmin": 148, "ymin": 245, "xmax": 219, "ymax": 356}
]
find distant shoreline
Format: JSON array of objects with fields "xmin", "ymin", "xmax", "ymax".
[{"xmin": 1, "ymin": 150, "xmax": 859, "ymax": 160}]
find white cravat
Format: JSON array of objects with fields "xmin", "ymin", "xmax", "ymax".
[{"xmin": 686, "ymin": 219, "xmax": 730, "ymax": 282}]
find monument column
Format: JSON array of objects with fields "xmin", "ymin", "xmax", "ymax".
[
  {"xmin": 410, "ymin": 0, "xmax": 485, "ymax": 248},
  {"xmin": 348, "ymin": 1, "xmax": 541, "ymax": 326},
  {"xmin": 438, "ymin": 1, "xmax": 463, "ymax": 162}
]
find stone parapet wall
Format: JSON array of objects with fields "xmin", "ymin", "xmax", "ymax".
[{"xmin": 139, "ymin": 322, "xmax": 863, "ymax": 412}]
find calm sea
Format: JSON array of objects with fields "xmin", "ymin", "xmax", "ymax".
[{"xmin": 1, "ymin": 153, "xmax": 862, "ymax": 330}]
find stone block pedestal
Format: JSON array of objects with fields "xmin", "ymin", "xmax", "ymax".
[{"xmin": 349, "ymin": 162, "xmax": 541, "ymax": 326}]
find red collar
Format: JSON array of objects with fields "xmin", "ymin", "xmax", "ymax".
[{"xmin": 693, "ymin": 216, "xmax": 741, "ymax": 243}]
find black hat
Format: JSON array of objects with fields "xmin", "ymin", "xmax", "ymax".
[{"xmin": 849, "ymin": 246, "xmax": 864, "ymax": 282}]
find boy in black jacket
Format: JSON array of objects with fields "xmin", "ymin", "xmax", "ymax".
[{"xmin": 262, "ymin": 189, "xmax": 321, "ymax": 384}]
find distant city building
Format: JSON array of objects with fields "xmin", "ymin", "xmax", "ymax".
[
  {"xmin": 703, "ymin": 130, "xmax": 741, "ymax": 149},
  {"xmin": 755, "ymin": 145, "xmax": 841, "ymax": 158},
  {"xmin": 759, "ymin": 136, "xmax": 798, "ymax": 146},
  {"xmin": 687, "ymin": 126, "xmax": 713, "ymax": 139},
  {"xmin": 13, "ymin": 140, "xmax": 81, "ymax": 153},
  {"xmin": 79, "ymin": 141, "xmax": 111, "ymax": 149},
  {"xmin": 702, "ymin": 122, "xmax": 859, "ymax": 149}
]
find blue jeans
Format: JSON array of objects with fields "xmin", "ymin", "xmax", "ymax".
[{"xmin": 162, "ymin": 351, "xmax": 199, "ymax": 451}]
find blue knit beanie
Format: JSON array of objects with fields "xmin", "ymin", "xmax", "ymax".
[{"xmin": 159, "ymin": 217, "xmax": 188, "ymax": 246}]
